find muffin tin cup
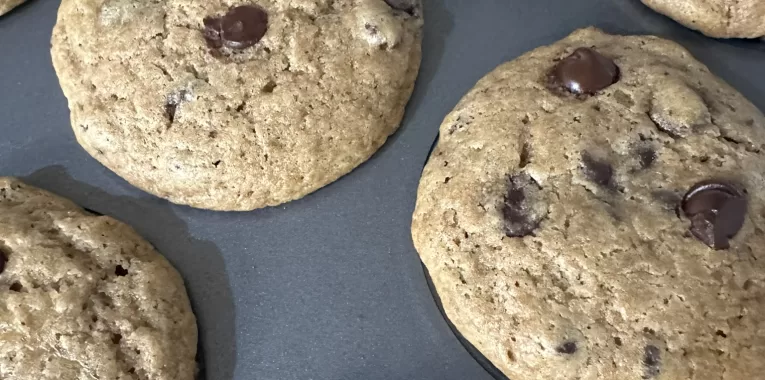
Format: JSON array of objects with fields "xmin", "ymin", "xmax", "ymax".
[{"xmin": 1, "ymin": 0, "xmax": 764, "ymax": 379}]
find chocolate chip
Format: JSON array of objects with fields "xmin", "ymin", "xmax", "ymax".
[
  {"xmin": 549, "ymin": 47, "xmax": 619, "ymax": 95},
  {"xmin": 555, "ymin": 341, "xmax": 577, "ymax": 354},
  {"xmin": 204, "ymin": 5, "xmax": 268, "ymax": 50},
  {"xmin": 643, "ymin": 345, "xmax": 661, "ymax": 378},
  {"xmin": 115, "ymin": 265, "xmax": 129, "ymax": 276},
  {"xmin": 681, "ymin": 180, "xmax": 747, "ymax": 249},
  {"xmin": 637, "ymin": 147, "xmax": 657, "ymax": 169},
  {"xmin": 581, "ymin": 152, "xmax": 614, "ymax": 188},
  {"xmin": 384, "ymin": 0, "xmax": 417, "ymax": 15},
  {"xmin": 502, "ymin": 173, "xmax": 547, "ymax": 238},
  {"xmin": 0, "ymin": 249, "xmax": 6, "ymax": 275}
]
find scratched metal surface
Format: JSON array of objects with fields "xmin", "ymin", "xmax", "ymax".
[{"xmin": 1, "ymin": 1, "xmax": 763, "ymax": 379}]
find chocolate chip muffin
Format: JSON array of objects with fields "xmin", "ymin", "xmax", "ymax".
[
  {"xmin": 0, "ymin": 178, "xmax": 197, "ymax": 380},
  {"xmin": 51, "ymin": 0, "xmax": 422, "ymax": 210},
  {"xmin": 0, "ymin": 0, "xmax": 26, "ymax": 16},
  {"xmin": 641, "ymin": 0, "xmax": 765, "ymax": 39},
  {"xmin": 412, "ymin": 27, "xmax": 765, "ymax": 380}
]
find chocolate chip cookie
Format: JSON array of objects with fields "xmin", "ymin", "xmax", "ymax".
[
  {"xmin": 51, "ymin": 0, "xmax": 422, "ymax": 210},
  {"xmin": 412, "ymin": 27, "xmax": 765, "ymax": 380},
  {"xmin": 0, "ymin": 0, "xmax": 26, "ymax": 16},
  {"xmin": 641, "ymin": 0, "xmax": 765, "ymax": 38},
  {"xmin": 0, "ymin": 178, "xmax": 197, "ymax": 379}
]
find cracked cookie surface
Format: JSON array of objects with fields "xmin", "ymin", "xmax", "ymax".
[
  {"xmin": 51, "ymin": 0, "xmax": 423, "ymax": 210},
  {"xmin": 641, "ymin": 0, "xmax": 765, "ymax": 39},
  {"xmin": 412, "ymin": 27, "xmax": 765, "ymax": 380},
  {"xmin": 0, "ymin": 178, "xmax": 197, "ymax": 380}
]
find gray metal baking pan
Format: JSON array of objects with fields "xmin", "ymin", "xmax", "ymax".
[{"xmin": 1, "ymin": 0, "xmax": 763, "ymax": 379}]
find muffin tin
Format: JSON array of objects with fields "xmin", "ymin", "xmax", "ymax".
[{"xmin": 1, "ymin": 0, "xmax": 764, "ymax": 379}]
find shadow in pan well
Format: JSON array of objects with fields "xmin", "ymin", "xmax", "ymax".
[
  {"xmin": 23, "ymin": 166, "xmax": 237, "ymax": 380},
  {"xmin": 415, "ymin": 0, "xmax": 455, "ymax": 95},
  {"xmin": 379, "ymin": 0, "xmax": 454, "ymax": 152}
]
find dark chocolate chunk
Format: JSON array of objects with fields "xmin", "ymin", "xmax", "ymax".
[
  {"xmin": 204, "ymin": 5, "xmax": 268, "ymax": 50},
  {"xmin": 502, "ymin": 173, "xmax": 547, "ymax": 238},
  {"xmin": 555, "ymin": 341, "xmax": 577, "ymax": 354},
  {"xmin": 637, "ymin": 146, "xmax": 657, "ymax": 169},
  {"xmin": 681, "ymin": 180, "xmax": 747, "ymax": 249},
  {"xmin": 384, "ymin": 0, "xmax": 417, "ymax": 15},
  {"xmin": 549, "ymin": 47, "xmax": 619, "ymax": 95},
  {"xmin": 221, "ymin": 6, "xmax": 269, "ymax": 49},
  {"xmin": 581, "ymin": 152, "xmax": 614, "ymax": 188},
  {"xmin": 643, "ymin": 345, "xmax": 661, "ymax": 379},
  {"xmin": 0, "ymin": 248, "xmax": 6, "ymax": 275},
  {"xmin": 115, "ymin": 265, "xmax": 129, "ymax": 276}
]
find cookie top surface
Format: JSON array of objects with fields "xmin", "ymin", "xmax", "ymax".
[
  {"xmin": 0, "ymin": 178, "xmax": 197, "ymax": 380},
  {"xmin": 0, "ymin": 0, "xmax": 26, "ymax": 15},
  {"xmin": 641, "ymin": 0, "xmax": 765, "ymax": 38},
  {"xmin": 51, "ymin": 0, "xmax": 423, "ymax": 210},
  {"xmin": 412, "ymin": 27, "xmax": 765, "ymax": 380}
]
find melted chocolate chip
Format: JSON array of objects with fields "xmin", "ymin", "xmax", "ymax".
[
  {"xmin": 643, "ymin": 345, "xmax": 661, "ymax": 378},
  {"xmin": 0, "ymin": 249, "xmax": 6, "ymax": 275},
  {"xmin": 581, "ymin": 152, "xmax": 614, "ymax": 188},
  {"xmin": 549, "ymin": 48, "xmax": 619, "ymax": 95},
  {"xmin": 555, "ymin": 341, "xmax": 577, "ymax": 354},
  {"xmin": 681, "ymin": 180, "xmax": 747, "ymax": 249},
  {"xmin": 204, "ymin": 5, "xmax": 268, "ymax": 50},
  {"xmin": 503, "ymin": 173, "xmax": 547, "ymax": 237},
  {"xmin": 637, "ymin": 147, "xmax": 657, "ymax": 169},
  {"xmin": 384, "ymin": 0, "xmax": 417, "ymax": 15}
]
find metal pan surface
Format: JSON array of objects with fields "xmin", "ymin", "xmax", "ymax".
[{"xmin": 1, "ymin": 0, "xmax": 763, "ymax": 379}]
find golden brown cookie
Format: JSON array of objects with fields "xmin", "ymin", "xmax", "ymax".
[
  {"xmin": 0, "ymin": 178, "xmax": 197, "ymax": 380},
  {"xmin": 642, "ymin": 0, "xmax": 765, "ymax": 38},
  {"xmin": 412, "ymin": 28, "xmax": 765, "ymax": 380},
  {"xmin": 51, "ymin": 0, "xmax": 423, "ymax": 210},
  {"xmin": 0, "ymin": 0, "xmax": 26, "ymax": 16}
]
